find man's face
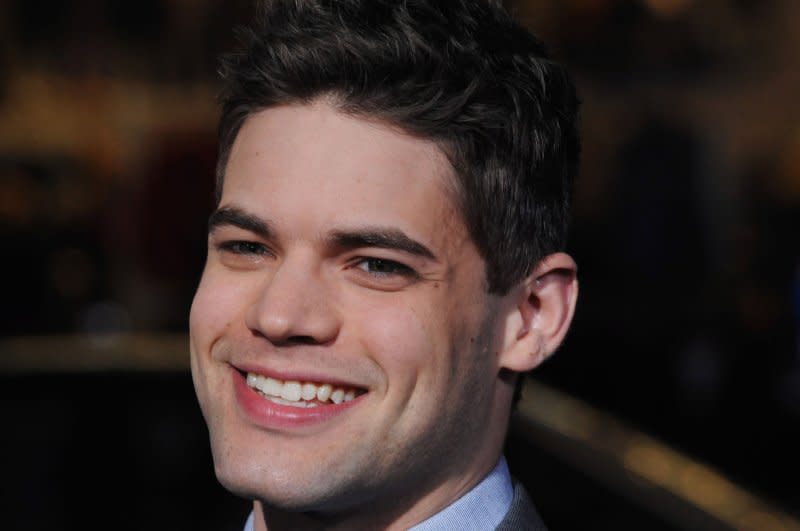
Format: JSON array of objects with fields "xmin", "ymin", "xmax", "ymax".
[{"xmin": 190, "ymin": 102, "xmax": 511, "ymax": 518}]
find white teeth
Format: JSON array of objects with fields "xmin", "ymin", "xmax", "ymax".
[
  {"xmin": 245, "ymin": 373, "xmax": 360, "ymax": 405},
  {"xmin": 281, "ymin": 381, "xmax": 302, "ymax": 401},
  {"xmin": 317, "ymin": 384, "xmax": 332, "ymax": 402},
  {"xmin": 266, "ymin": 396, "xmax": 319, "ymax": 408},
  {"xmin": 301, "ymin": 383, "xmax": 317, "ymax": 401},
  {"xmin": 330, "ymin": 389, "xmax": 345, "ymax": 405},
  {"xmin": 264, "ymin": 377, "xmax": 283, "ymax": 396}
]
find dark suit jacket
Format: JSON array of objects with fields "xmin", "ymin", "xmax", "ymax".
[{"xmin": 495, "ymin": 481, "xmax": 547, "ymax": 530}]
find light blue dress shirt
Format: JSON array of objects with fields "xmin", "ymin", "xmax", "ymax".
[
  {"xmin": 243, "ymin": 457, "xmax": 513, "ymax": 531},
  {"xmin": 408, "ymin": 457, "xmax": 513, "ymax": 531}
]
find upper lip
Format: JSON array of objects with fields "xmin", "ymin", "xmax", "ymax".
[{"xmin": 230, "ymin": 361, "xmax": 369, "ymax": 390}]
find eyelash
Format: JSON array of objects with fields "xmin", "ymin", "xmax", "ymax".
[
  {"xmin": 354, "ymin": 257, "xmax": 416, "ymax": 278},
  {"xmin": 217, "ymin": 240, "xmax": 269, "ymax": 256}
]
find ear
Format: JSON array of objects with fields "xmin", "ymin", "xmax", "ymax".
[{"xmin": 497, "ymin": 252, "xmax": 578, "ymax": 372}]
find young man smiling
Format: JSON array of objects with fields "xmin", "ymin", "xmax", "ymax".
[{"xmin": 189, "ymin": 1, "xmax": 580, "ymax": 529}]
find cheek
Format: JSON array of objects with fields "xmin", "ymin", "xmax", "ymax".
[
  {"xmin": 189, "ymin": 268, "xmax": 252, "ymax": 348},
  {"xmin": 190, "ymin": 271, "xmax": 257, "ymax": 428},
  {"xmin": 349, "ymin": 293, "xmax": 461, "ymax": 393},
  {"xmin": 189, "ymin": 270, "xmax": 255, "ymax": 405}
]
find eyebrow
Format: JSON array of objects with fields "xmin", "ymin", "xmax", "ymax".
[
  {"xmin": 328, "ymin": 228, "xmax": 436, "ymax": 260},
  {"xmin": 208, "ymin": 207, "xmax": 271, "ymax": 238},
  {"xmin": 208, "ymin": 207, "xmax": 436, "ymax": 260}
]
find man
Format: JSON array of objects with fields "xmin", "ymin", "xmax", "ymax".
[{"xmin": 189, "ymin": 1, "xmax": 580, "ymax": 529}]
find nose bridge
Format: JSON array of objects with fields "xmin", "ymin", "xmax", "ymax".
[{"xmin": 246, "ymin": 249, "xmax": 339, "ymax": 344}]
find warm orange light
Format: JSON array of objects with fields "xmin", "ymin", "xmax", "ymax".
[{"xmin": 642, "ymin": 0, "xmax": 694, "ymax": 18}]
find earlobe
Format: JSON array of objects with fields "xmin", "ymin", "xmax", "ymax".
[{"xmin": 499, "ymin": 252, "xmax": 578, "ymax": 373}]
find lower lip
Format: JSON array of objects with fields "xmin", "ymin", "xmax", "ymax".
[{"xmin": 232, "ymin": 369, "xmax": 363, "ymax": 430}]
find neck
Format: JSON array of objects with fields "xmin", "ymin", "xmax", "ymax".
[
  {"xmin": 253, "ymin": 499, "xmax": 424, "ymax": 531},
  {"xmin": 252, "ymin": 455, "xmax": 501, "ymax": 531}
]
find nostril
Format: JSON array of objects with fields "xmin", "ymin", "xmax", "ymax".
[
  {"xmin": 249, "ymin": 327, "xmax": 318, "ymax": 346},
  {"xmin": 288, "ymin": 335, "xmax": 317, "ymax": 345}
]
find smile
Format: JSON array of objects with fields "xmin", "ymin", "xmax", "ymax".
[
  {"xmin": 245, "ymin": 372, "xmax": 363, "ymax": 407},
  {"xmin": 233, "ymin": 367, "xmax": 367, "ymax": 429}
]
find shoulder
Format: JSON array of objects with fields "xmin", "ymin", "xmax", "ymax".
[{"xmin": 494, "ymin": 481, "xmax": 548, "ymax": 531}]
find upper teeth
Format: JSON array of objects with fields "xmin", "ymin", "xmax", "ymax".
[{"xmin": 246, "ymin": 373, "xmax": 359, "ymax": 405}]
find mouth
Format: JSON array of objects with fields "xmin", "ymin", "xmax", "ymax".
[
  {"xmin": 241, "ymin": 370, "xmax": 367, "ymax": 409},
  {"xmin": 230, "ymin": 364, "xmax": 369, "ymax": 429}
]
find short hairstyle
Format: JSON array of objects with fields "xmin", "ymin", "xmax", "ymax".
[{"xmin": 217, "ymin": 0, "xmax": 580, "ymax": 294}]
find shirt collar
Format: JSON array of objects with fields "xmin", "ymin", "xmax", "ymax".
[{"xmin": 408, "ymin": 456, "xmax": 514, "ymax": 531}]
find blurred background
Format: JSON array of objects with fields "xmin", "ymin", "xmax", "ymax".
[{"xmin": 0, "ymin": 0, "xmax": 798, "ymax": 529}]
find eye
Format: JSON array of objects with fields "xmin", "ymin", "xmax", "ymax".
[
  {"xmin": 218, "ymin": 240, "xmax": 270, "ymax": 256},
  {"xmin": 355, "ymin": 257, "xmax": 416, "ymax": 277}
]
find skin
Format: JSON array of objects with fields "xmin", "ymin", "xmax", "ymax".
[{"xmin": 189, "ymin": 101, "xmax": 578, "ymax": 530}]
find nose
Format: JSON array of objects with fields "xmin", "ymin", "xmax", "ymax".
[{"xmin": 245, "ymin": 253, "xmax": 340, "ymax": 345}]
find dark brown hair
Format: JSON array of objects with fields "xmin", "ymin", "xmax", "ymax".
[{"xmin": 217, "ymin": 0, "xmax": 580, "ymax": 294}]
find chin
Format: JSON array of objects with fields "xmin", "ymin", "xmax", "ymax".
[{"xmin": 209, "ymin": 437, "xmax": 344, "ymax": 512}]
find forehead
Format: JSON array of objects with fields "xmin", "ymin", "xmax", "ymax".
[{"xmin": 222, "ymin": 102, "xmax": 471, "ymax": 254}]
